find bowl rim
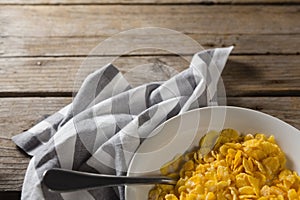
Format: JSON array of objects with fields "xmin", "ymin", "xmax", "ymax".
[{"xmin": 125, "ymin": 105, "xmax": 300, "ymax": 199}]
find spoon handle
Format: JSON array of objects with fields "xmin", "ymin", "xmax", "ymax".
[{"xmin": 43, "ymin": 168, "xmax": 176, "ymax": 192}]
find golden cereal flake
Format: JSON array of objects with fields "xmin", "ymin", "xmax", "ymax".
[{"xmin": 148, "ymin": 129, "xmax": 300, "ymax": 200}]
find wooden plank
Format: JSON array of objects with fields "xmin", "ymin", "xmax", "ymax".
[
  {"xmin": 228, "ymin": 97, "xmax": 300, "ymax": 131},
  {"xmin": 1, "ymin": 5, "xmax": 299, "ymax": 39},
  {"xmin": 1, "ymin": 0, "xmax": 300, "ymax": 4},
  {"xmin": 0, "ymin": 96, "xmax": 299, "ymax": 191},
  {"xmin": 0, "ymin": 97, "xmax": 71, "ymax": 191},
  {"xmin": 1, "ymin": 34, "xmax": 300, "ymax": 57},
  {"xmin": 0, "ymin": 98, "xmax": 72, "ymax": 138},
  {"xmin": 223, "ymin": 55, "xmax": 300, "ymax": 96},
  {"xmin": 1, "ymin": 6, "xmax": 299, "ymax": 57},
  {"xmin": 0, "ymin": 55, "xmax": 299, "ymax": 96}
]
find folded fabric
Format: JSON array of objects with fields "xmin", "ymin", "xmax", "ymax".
[{"xmin": 12, "ymin": 46, "xmax": 233, "ymax": 200}]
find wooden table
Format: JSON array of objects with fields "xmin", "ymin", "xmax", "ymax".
[{"xmin": 0, "ymin": 0, "xmax": 299, "ymax": 199}]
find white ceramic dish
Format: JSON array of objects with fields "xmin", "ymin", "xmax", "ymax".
[{"xmin": 125, "ymin": 106, "xmax": 300, "ymax": 200}]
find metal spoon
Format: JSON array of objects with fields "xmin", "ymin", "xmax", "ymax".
[{"xmin": 43, "ymin": 168, "xmax": 176, "ymax": 192}]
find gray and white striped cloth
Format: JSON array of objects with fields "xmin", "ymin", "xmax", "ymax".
[{"xmin": 12, "ymin": 46, "xmax": 233, "ymax": 200}]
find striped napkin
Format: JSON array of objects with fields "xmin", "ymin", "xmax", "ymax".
[{"xmin": 12, "ymin": 46, "xmax": 233, "ymax": 200}]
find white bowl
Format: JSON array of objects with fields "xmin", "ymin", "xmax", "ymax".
[{"xmin": 125, "ymin": 106, "xmax": 300, "ymax": 200}]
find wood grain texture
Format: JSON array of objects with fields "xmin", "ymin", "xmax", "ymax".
[
  {"xmin": 1, "ymin": 5, "xmax": 299, "ymax": 58},
  {"xmin": 0, "ymin": 98, "xmax": 74, "ymax": 191},
  {"xmin": 0, "ymin": 96, "xmax": 299, "ymax": 191},
  {"xmin": 0, "ymin": 98, "xmax": 72, "ymax": 138},
  {"xmin": 1, "ymin": 6, "xmax": 299, "ymax": 38},
  {"xmin": 0, "ymin": 55, "xmax": 299, "ymax": 96},
  {"xmin": 1, "ymin": 0, "xmax": 300, "ymax": 4},
  {"xmin": 1, "ymin": 34, "xmax": 300, "ymax": 57},
  {"xmin": 0, "ymin": 5, "xmax": 300, "ymax": 37},
  {"xmin": 0, "ymin": 98, "xmax": 71, "ymax": 191}
]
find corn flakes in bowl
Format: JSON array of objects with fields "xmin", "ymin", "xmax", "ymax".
[{"xmin": 125, "ymin": 106, "xmax": 300, "ymax": 200}]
